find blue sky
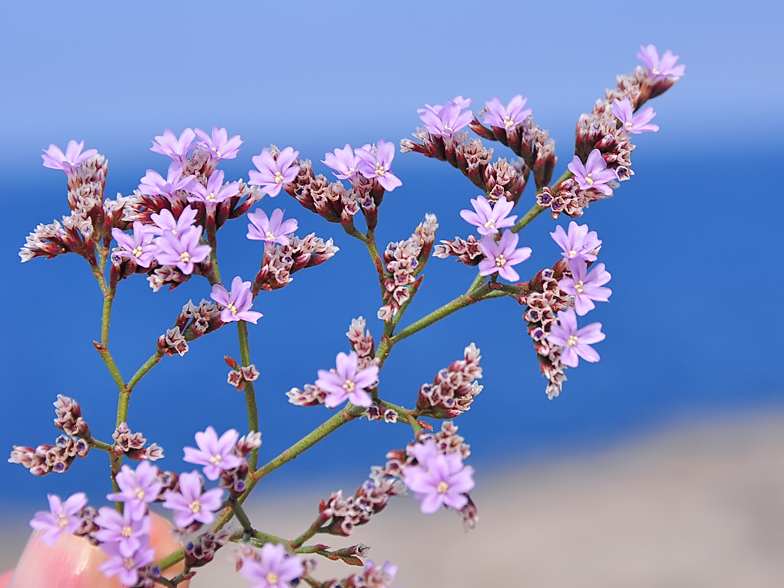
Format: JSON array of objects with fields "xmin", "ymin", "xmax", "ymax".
[{"xmin": 1, "ymin": 1, "xmax": 783, "ymax": 505}]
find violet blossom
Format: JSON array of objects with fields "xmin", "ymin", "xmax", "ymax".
[
  {"xmin": 355, "ymin": 140, "xmax": 402, "ymax": 191},
  {"xmin": 247, "ymin": 208, "xmax": 298, "ymax": 246},
  {"xmin": 323, "ymin": 144, "xmax": 362, "ymax": 181},
  {"xmin": 459, "ymin": 195, "xmax": 517, "ymax": 236},
  {"xmin": 188, "ymin": 169, "xmax": 241, "ymax": 205},
  {"xmin": 97, "ymin": 534, "xmax": 155, "ymax": 587},
  {"xmin": 94, "ymin": 507, "xmax": 151, "ymax": 557},
  {"xmin": 150, "ymin": 128, "xmax": 196, "ymax": 162},
  {"xmin": 29, "ymin": 492, "xmax": 88, "ymax": 547},
  {"xmin": 362, "ymin": 560, "xmax": 398, "ymax": 587},
  {"xmin": 210, "ymin": 276, "xmax": 263, "ymax": 324},
  {"xmin": 550, "ymin": 221, "xmax": 601, "ymax": 263},
  {"xmin": 162, "ymin": 470, "xmax": 224, "ymax": 528},
  {"xmin": 249, "ymin": 147, "xmax": 300, "ymax": 197},
  {"xmin": 183, "ymin": 426, "xmax": 242, "ymax": 481},
  {"xmin": 547, "ymin": 308, "xmax": 605, "ymax": 368},
  {"xmin": 418, "ymin": 96, "xmax": 473, "ymax": 138},
  {"xmin": 315, "ymin": 351, "xmax": 379, "ymax": 408},
  {"xmin": 401, "ymin": 439, "xmax": 475, "ymax": 514},
  {"xmin": 567, "ymin": 150, "xmax": 617, "ymax": 196},
  {"xmin": 477, "ymin": 230, "xmax": 532, "ymax": 282},
  {"xmin": 481, "ymin": 95, "xmax": 532, "ymax": 129},
  {"xmin": 612, "ymin": 98, "xmax": 659, "ymax": 134},
  {"xmin": 637, "ymin": 44, "xmax": 686, "ymax": 79},
  {"xmin": 106, "ymin": 460, "xmax": 162, "ymax": 521},
  {"xmin": 195, "ymin": 126, "xmax": 243, "ymax": 161},
  {"xmin": 41, "ymin": 140, "xmax": 97, "ymax": 176},
  {"xmin": 153, "ymin": 226, "xmax": 211, "ymax": 275},
  {"xmin": 240, "ymin": 543, "xmax": 304, "ymax": 588},
  {"xmin": 111, "ymin": 221, "xmax": 158, "ymax": 268},
  {"xmin": 559, "ymin": 261, "xmax": 612, "ymax": 316},
  {"xmin": 149, "ymin": 206, "xmax": 198, "ymax": 237},
  {"xmin": 138, "ymin": 161, "xmax": 199, "ymax": 198}
]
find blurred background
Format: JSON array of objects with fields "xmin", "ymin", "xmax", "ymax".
[{"xmin": 1, "ymin": 1, "xmax": 783, "ymax": 586}]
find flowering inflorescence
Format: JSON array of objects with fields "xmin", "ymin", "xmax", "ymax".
[{"xmin": 13, "ymin": 44, "xmax": 682, "ymax": 587}]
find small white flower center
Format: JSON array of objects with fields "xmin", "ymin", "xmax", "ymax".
[
  {"xmin": 484, "ymin": 219, "xmax": 495, "ymax": 229},
  {"xmin": 132, "ymin": 246, "xmax": 143, "ymax": 258},
  {"xmin": 180, "ymin": 252, "xmax": 191, "ymax": 263},
  {"xmin": 503, "ymin": 116, "xmax": 514, "ymax": 129},
  {"xmin": 575, "ymin": 280, "xmax": 584, "ymax": 294},
  {"xmin": 134, "ymin": 487, "xmax": 145, "ymax": 500},
  {"xmin": 217, "ymin": 150, "xmax": 222, "ymax": 157},
  {"xmin": 443, "ymin": 125, "xmax": 453, "ymax": 132},
  {"xmin": 585, "ymin": 174, "xmax": 594, "ymax": 185},
  {"xmin": 227, "ymin": 303, "xmax": 238, "ymax": 315},
  {"xmin": 207, "ymin": 192, "xmax": 216, "ymax": 201},
  {"xmin": 495, "ymin": 254, "xmax": 507, "ymax": 267},
  {"xmin": 265, "ymin": 231, "xmax": 275, "ymax": 240},
  {"xmin": 652, "ymin": 68, "xmax": 660, "ymax": 75},
  {"xmin": 274, "ymin": 171, "xmax": 285, "ymax": 184},
  {"xmin": 374, "ymin": 164, "xmax": 386, "ymax": 177},
  {"xmin": 123, "ymin": 557, "xmax": 136, "ymax": 570},
  {"xmin": 189, "ymin": 500, "xmax": 202, "ymax": 514},
  {"xmin": 625, "ymin": 121, "xmax": 633, "ymax": 129},
  {"xmin": 567, "ymin": 335, "xmax": 579, "ymax": 347},
  {"xmin": 343, "ymin": 380, "xmax": 355, "ymax": 393},
  {"xmin": 122, "ymin": 525, "xmax": 133, "ymax": 538},
  {"xmin": 266, "ymin": 572, "xmax": 279, "ymax": 585},
  {"xmin": 209, "ymin": 454, "xmax": 223, "ymax": 465},
  {"xmin": 436, "ymin": 481, "xmax": 449, "ymax": 493},
  {"xmin": 57, "ymin": 513, "xmax": 69, "ymax": 528},
  {"xmin": 568, "ymin": 249, "xmax": 577, "ymax": 258}
]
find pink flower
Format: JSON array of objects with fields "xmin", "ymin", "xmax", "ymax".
[
  {"xmin": 195, "ymin": 126, "xmax": 243, "ymax": 161},
  {"xmin": 153, "ymin": 226, "xmax": 211, "ymax": 274},
  {"xmin": 106, "ymin": 461, "xmax": 161, "ymax": 521},
  {"xmin": 418, "ymin": 96, "xmax": 473, "ymax": 137},
  {"xmin": 322, "ymin": 144, "xmax": 362, "ymax": 181},
  {"xmin": 188, "ymin": 170, "xmax": 241, "ymax": 205},
  {"xmin": 247, "ymin": 208, "xmax": 298, "ymax": 246},
  {"xmin": 550, "ymin": 221, "xmax": 601, "ymax": 263},
  {"xmin": 459, "ymin": 195, "xmax": 517, "ymax": 236},
  {"xmin": 481, "ymin": 95, "xmax": 532, "ymax": 130},
  {"xmin": 210, "ymin": 276, "xmax": 263, "ymax": 324},
  {"xmin": 162, "ymin": 470, "xmax": 224, "ymax": 528},
  {"xmin": 41, "ymin": 140, "xmax": 97, "ymax": 176},
  {"xmin": 240, "ymin": 543, "xmax": 304, "ymax": 588},
  {"xmin": 637, "ymin": 44, "xmax": 685, "ymax": 79},
  {"xmin": 315, "ymin": 351, "xmax": 379, "ymax": 408},
  {"xmin": 355, "ymin": 140, "xmax": 402, "ymax": 192},
  {"xmin": 138, "ymin": 161, "xmax": 200, "ymax": 198},
  {"xmin": 567, "ymin": 150, "xmax": 617, "ymax": 196},
  {"xmin": 29, "ymin": 492, "xmax": 88, "ymax": 547},
  {"xmin": 183, "ymin": 426, "xmax": 242, "ymax": 481},
  {"xmin": 612, "ymin": 98, "xmax": 659, "ymax": 134},
  {"xmin": 249, "ymin": 147, "xmax": 300, "ymax": 197},
  {"xmin": 98, "ymin": 534, "xmax": 155, "ymax": 587},
  {"xmin": 547, "ymin": 308, "xmax": 605, "ymax": 368},
  {"xmin": 478, "ymin": 230, "xmax": 532, "ymax": 282},
  {"xmin": 402, "ymin": 440, "xmax": 475, "ymax": 514},
  {"xmin": 150, "ymin": 128, "xmax": 196, "ymax": 162},
  {"xmin": 559, "ymin": 260, "xmax": 612, "ymax": 316}
]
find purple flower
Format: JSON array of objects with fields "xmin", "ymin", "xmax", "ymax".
[
  {"xmin": 247, "ymin": 208, "xmax": 298, "ymax": 246},
  {"xmin": 29, "ymin": 492, "xmax": 88, "ymax": 547},
  {"xmin": 362, "ymin": 560, "xmax": 398, "ymax": 587},
  {"xmin": 249, "ymin": 147, "xmax": 300, "ymax": 197},
  {"xmin": 481, "ymin": 95, "xmax": 532, "ymax": 129},
  {"xmin": 418, "ymin": 96, "xmax": 473, "ymax": 137},
  {"xmin": 150, "ymin": 128, "xmax": 196, "ymax": 162},
  {"xmin": 240, "ymin": 543, "xmax": 304, "ymax": 588},
  {"xmin": 98, "ymin": 534, "xmax": 155, "ymax": 587},
  {"xmin": 183, "ymin": 426, "xmax": 242, "ymax": 480},
  {"xmin": 138, "ymin": 161, "xmax": 200, "ymax": 198},
  {"xmin": 162, "ymin": 470, "xmax": 224, "ymax": 528},
  {"xmin": 402, "ymin": 440, "xmax": 475, "ymax": 514},
  {"xmin": 559, "ymin": 261, "xmax": 612, "ymax": 316},
  {"xmin": 355, "ymin": 140, "xmax": 402, "ymax": 192},
  {"xmin": 195, "ymin": 126, "xmax": 243, "ymax": 161},
  {"xmin": 611, "ymin": 98, "xmax": 659, "ymax": 134},
  {"xmin": 550, "ymin": 221, "xmax": 601, "ymax": 263},
  {"xmin": 637, "ymin": 44, "xmax": 685, "ymax": 79},
  {"xmin": 322, "ymin": 144, "xmax": 362, "ymax": 181},
  {"xmin": 316, "ymin": 351, "xmax": 379, "ymax": 409},
  {"xmin": 111, "ymin": 221, "xmax": 158, "ymax": 268},
  {"xmin": 478, "ymin": 230, "xmax": 532, "ymax": 282},
  {"xmin": 547, "ymin": 308, "xmax": 605, "ymax": 368},
  {"xmin": 210, "ymin": 276, "xmax": 263, "ymax": 324},
  {"xmin": 567, "ymin": 150, "xmax": 617, "ymax": 196},
  {"xmin": 188, "ymin": 170, "xmax": 241, "ymax": 205},
  {"xmin": 94, "ymin": 507, "xmax": 151, "ymax": 557},
  {"xmin": 149, "ymin": 205, "xmax": 198, "ymax": 237},
  {"xmin": 106, "ymin": 460, "xmax": 162, "ymax": 521},
  {"xmin": 459, "ymin": 195, "xmax": 517, "ymax": 236},
  {"xmin": 153, "ymin": 226, "xmax": 211, "ymax": 274},
  {"xmin": 41, "ymin": 140, "xmax": 97, "ymax": 176}
]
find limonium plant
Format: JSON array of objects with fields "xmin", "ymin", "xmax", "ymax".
[{"xmin": 10, "ymin": 44, "xmax": 683, "ymax": 588}]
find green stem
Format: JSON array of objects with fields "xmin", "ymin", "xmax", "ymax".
[
  {"xmin": 251, "ymin": 530, "xmax": 289, "ymax": 545},
  {"xmin": 390, "ymin": 283, "xmax": 494, "ymax": 346},
  {"xmin": 88, "ymin": 439, "xmax": 114, "ymax": 452},
  {"xmin": 289, "ymin": 513, "xmax": 329, "ymax": 549},
  {"xmin": 209, "ymin": 244, "xmax": 221, "ymax": 284},
  {"xmin": 93, "ymin": 342, "xmax": 125, "ymax": 393},
  {"xmin": 126, "ymin": 351, "xmax": 164, "ymax": 391},
  {"xmin": 230, "ymin": 498, "xmax": 254, "ymax": 534},
  {"xmin": 250, "ymin": 405, "xmax": 364, "ymax": 482},
  {"xmin": 365, "ymin": 230, "xmax": 385, "ymax": 281},
  {"xmin": 100, "ymin": 286, "xmax": 115, "ymax": 346},
  {"xmin": 237, "ymin": 320, "xmax": 260, "ymax": 470}
]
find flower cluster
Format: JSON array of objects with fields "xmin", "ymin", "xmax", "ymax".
[{"xmin": 416, "ymin": 343, "xmax": 483, "ymax": 418}]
